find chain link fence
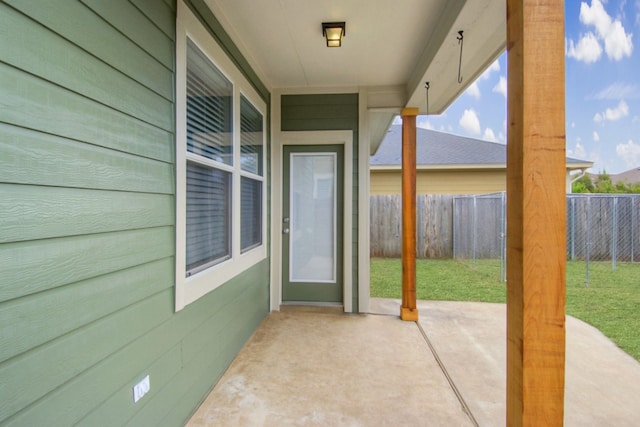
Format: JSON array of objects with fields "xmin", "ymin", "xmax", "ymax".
[
  {"xmin": 370, "ymin": 193, "xmax": 640, "ymax": 284},
  {"xmin": 452, "ymin": 193, "xmax": 507, "ymax": 282},
  {"xmin": 452, "ymin": 193, "xmax": 640, "ymax": 284},
  {"xmin": 567, "ymin": 194, "xmax": 640, "ymax": 283}
]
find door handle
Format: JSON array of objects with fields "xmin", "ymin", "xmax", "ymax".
[{"xmin": 283, "ymin": 217, "xmax": 289, "ymax": 234}]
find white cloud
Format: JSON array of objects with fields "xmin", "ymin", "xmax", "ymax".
[
  {"xmin": 592, "ymin": 82, "xmax": 640, "ymax": 100},
  {"xmin": 616, "ymin": 139, "xmax": 640, "ymax": 167},
  {"xmin": 568, "ymin": 141, "xmax": 587, "ymax": 159},
  {"xmin": 580, "ymin": 1, "xmax": 612, "ymax": 36},
  {"xmin": 392, "ymin": 116, "xmax": 402, "ymax": 125},
  {"xmin": 492, "ymin": 76, "xmax": 507, "ymax": 98},
  {"xmin": 603, "ymin": 20, "xmax": 634, "ymax": 59},
  {"xmin": 605, "ymin": 99, "xmax": 630, "ymax": 120},
  {"xmin": 593, "ymin": 130, "xmax": 600, "ymax": 141},
  {"xmin": 459, "ymin": 109, "xmax": 481, "ymax": 135},
  {"xmin": 480, "ymin": 59, "xmax": 500, "ymax": 80},
  {"xmin": 594, "ymin": 99, "xmax": 630, "ymax": 122},
  {"xmin": 466, "ymin": 82, "xmax": 481, "ymax": 99},
  {"xmin": 462, "ymin": 59, "xmax": 501, "ymax": 101},
  {"xmin": 579, "ymin": 0, "xmax": 633, "ymax": 61},
  {"xmin": 566, "ymin": 32, "xmax": 603, "ymax": 62},
  {"xmin": 619, "ymin": 0, "xmax": 629, "ymax": 16},
  {"xmin": 463, "ymin": 59, "xmax": 500, "ymax": 100},
  {"xmin": 416, "ymin": 116, "xmax": 434, "ymax": 130},
  {"xmin": 483, "ymin": 128, "xmax": 497, "ymax": 142}
]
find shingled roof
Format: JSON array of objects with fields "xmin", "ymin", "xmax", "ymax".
[
  {"xmin": 371, "ymin": 125, "xmax": 591, "ymax": 168},
  {"xmin": 611, "ymin": 167, "xmax": 640, "ymax": 184}
]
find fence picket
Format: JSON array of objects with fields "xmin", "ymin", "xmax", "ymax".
[{"xmin": 370, "ymin": 193, "xmax": 640, "ymax": 263}]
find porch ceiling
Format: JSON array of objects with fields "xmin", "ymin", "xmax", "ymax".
[{"xmin": 206, "ymin": 0, "xmax": 505, "ymax": 145}]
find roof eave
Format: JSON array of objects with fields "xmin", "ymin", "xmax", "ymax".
[{"xmin": 371, "ymin": 162, "xmax": 594, "ymax": 171}]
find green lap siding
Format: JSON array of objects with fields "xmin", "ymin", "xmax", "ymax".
[
  {"xmin": 0, "ymin": 1, "xmax": 269, "ymax": 425},
  {"xmin": 1, "ymin": 5, "xmax": 172, "ymax": 131},
  {"xmin": 1, "ymin": 64, "xmax": 174, "ymax": 162},
  {"xmin": 4, "ymin": 0, "xmax": 173, "ymax": 100},
  {"xmin": 281, "ymin": 94, "xmax": 360, "ymax": 311}
]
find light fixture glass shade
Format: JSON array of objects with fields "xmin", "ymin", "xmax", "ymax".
[{"xmin": 322, "ymin": 22, "xmax": 345, "ymax": 47}]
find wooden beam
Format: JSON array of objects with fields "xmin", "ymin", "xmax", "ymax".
[
  {"xmin": 506, "ymin": 1, "xmax": 566, "ymax": 426},
  {"xmin": 401, "ymin": 107, "xmax": 419, "ymax": 321}
]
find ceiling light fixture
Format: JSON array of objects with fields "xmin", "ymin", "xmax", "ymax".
[{"xmin": 322, "ymin": 22, "xmax": 346, "ymax": 47}]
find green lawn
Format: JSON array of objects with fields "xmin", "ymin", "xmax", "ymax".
[{"xmin": 370, "ymin": 258, "xmax": 640, "ymax": 361}]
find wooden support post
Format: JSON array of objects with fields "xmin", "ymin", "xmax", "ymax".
[
  {"xmin": 506, "ymin": 1, "xmax": 566, "ymax": 426},
  {"xmin": 400, "ymin": 108, "xmax": 419, "ymax": 321}
]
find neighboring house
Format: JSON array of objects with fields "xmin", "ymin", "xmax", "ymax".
[
  {"xmin": 0, "ymin": 0, "xmax": 567, "ymax": 425},
  {"xmin": 613, "ymin": 167, "xmax": 640, "ymax": 184},
  {"xmin": 589, "ymin": 167, "xmax": 640, "ymax": 185},
  {"xmin": 370, "ymin": 125, "xmax": 594, "ymax": 194}
]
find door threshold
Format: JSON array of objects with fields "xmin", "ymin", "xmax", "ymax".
[{"xmin": 280, "ymin": 303, "xmax": 344, "ymax": 314}]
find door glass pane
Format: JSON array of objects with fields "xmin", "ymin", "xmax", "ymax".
[{"xmin": 290, "ymin": 153, "xmax": 336, "ymax": 282}]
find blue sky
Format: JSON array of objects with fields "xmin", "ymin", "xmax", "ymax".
[{"xmin": 403, "ymin": 0, "xmax": 640, "ymax": 174}]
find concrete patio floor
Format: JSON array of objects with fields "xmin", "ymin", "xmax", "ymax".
[{"xmin": 186, "ymin": 299, "xmax": 640, "ymax": 426}]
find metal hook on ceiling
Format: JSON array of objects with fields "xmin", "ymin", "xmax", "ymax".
[
  {"xmin": 425, "ymin": 81, "xmax": 430, "ymax": 116},
  {"xmin": 456, "ymin": 30, "xmax": 464, "ymax": 84}
]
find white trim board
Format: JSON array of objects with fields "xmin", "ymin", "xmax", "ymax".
[
  {"xmin": 270, "ymin": 125, "xmax": 354, "ymax": 312},
  {"xmin": 175, "ymin": 1, "xmax": 267, "ymax": 311},
  {"xmin": 358, "ymin": 88, "xmax": 371, "ymax": 313}
]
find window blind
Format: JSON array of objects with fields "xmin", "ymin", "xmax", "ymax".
[
  {"xmin": 186, "ymin": 39, "xmax": 233, "ymax": 165},
  {"xmin": 185, "ymin": 38, "xmax": 234, "ymax": 276},
  {"xmin": 239, "ymin": 95, "xmax": 263, "ymax": 252},
  {"xmin": 186, "ymin": 162, "xmax": 231, "ymax": 274},
  {"xmin": 240, "ymin": 95, "xmax": 263, "ymax": 175},
  {"xmin": 241, "ymin": 176, "xmax": 262, "ymax": 252}
]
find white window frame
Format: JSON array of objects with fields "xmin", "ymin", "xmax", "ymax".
[
  {"xmin": 175, "ymin": 1, "xmax": 267, "ymax": 311},
  {"xmin": 239, "ymin": 93, "xmax": 266, "ymax": 253}
]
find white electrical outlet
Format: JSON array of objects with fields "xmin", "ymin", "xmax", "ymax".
[{"xmin": 133, "ymin": 375, "xmax": 150, "ymax": 403}]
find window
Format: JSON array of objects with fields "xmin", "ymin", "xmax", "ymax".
[
  {"xmin": 240, "ymin": 96, "xmax": 264, "ymax": 252},
  {"xmin": 186, "ymin": 40, "xmax": 233, "ymax": 275},
  {"xmin": 176, "ymin": 2, "xmax": 267, "ymax": 311}
]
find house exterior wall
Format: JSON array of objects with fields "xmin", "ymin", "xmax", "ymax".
[
  {"xmin": 0, "ymin": 1, "xmax": 269, "ymax": 425},
  {"xmin": 281, "ymin": 94, "xmax": 360, "ymax": 311},
  {"xmin": 370, "ymin": 169, "xmax": 507, "ymax": 195}
]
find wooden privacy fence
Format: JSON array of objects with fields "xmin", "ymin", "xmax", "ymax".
[
  {"xmin": 370, "ymin": 193, "xmax": 640, "ymax": 262},
  {"xmin": 370, "ymin": 194, "xmax": 454, "ymax": 258}
]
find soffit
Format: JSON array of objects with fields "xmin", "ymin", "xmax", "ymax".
[{"xmin": 205, "ymin": 0, "xmax": 505, "ymax": 143}]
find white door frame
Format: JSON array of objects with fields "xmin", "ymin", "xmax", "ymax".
[
  {"xmin": 270, "ymin": 89, "xmax": 372, "ymax": 313},
  {"xmin": 271, "ymin": 130, "xmax": 352, "ymax": 311}
]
